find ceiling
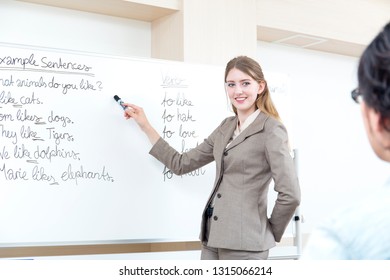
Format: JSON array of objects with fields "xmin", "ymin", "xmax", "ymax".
[
  {"xmin": 257, "ymin": 26, "xmax": 365, "ymax": 57},
  {"xmin": 17, "ymin": 0, "xmax": 368, "ymax": 57},
  {"xmin": 17, "ymin": 0, "xmax": 181, "ymax": 22}
]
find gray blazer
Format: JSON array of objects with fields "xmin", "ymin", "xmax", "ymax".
[{"xmin": 149, "ymin": 112, "xmax": 300, "ymax": 251}]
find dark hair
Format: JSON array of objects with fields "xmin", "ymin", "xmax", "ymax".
[
  {"xmin": 358, "ymin": 22, "xmax": 390, "ymax": 122},
  {"xmin": 224, "ymin": 56, "xmax": 281, "ymax": 121}
]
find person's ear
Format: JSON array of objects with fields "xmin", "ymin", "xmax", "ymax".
[
  {"xmin": 364, "ymin": 102, "xmax": 390, "ymax": 149},
  {"xmin": 379, "ymin": 117, "xmax": 390, "ymax": 148}
]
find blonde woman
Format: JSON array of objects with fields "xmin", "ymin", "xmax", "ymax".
[{"xmin": 122, "ymin": 56, "xmax": 300, "ymax": 260}]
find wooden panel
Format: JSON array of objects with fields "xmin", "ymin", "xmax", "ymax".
[
  {"xmin": 0, "ymin": 241, "xmax": 201, "ymax": 258},
  {"xmin": 0, "ymin": 236, "xmax": 301, "ymax": 259}
]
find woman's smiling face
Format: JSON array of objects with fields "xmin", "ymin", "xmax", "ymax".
[{"xmin": 225, "ymin": 68, "xmax": 264, "ymax": 116}]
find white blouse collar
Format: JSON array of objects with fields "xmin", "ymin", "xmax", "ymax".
[{"xmin": 234, "ymin": 109, "xmax": 260, "ymax": 138}]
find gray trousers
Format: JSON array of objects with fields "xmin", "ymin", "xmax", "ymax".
[{"xmin": 201, "ymin": 216, "xmax": 269, "ymax": 260}]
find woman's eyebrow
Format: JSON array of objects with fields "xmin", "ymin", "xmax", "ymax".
[{"xmin": 226, "ymin": 78, "xmax": 251, "ymax": 83}]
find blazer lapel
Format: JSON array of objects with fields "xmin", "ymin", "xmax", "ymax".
[
  {"xmin": 226, "ymin": 112, "xmax": 269, "ymax": 151},
  {"xmin": 214, "ymin": 117, "xmax": 236, "ymax": 164},
  {"xmin": 221, "ymin": 117, "xmax": 237, "ymax": 147}
]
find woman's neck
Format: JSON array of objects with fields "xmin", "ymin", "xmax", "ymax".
[{"xmin": 237, "ymin": 109, "xmax": 255, "ymax": 127}]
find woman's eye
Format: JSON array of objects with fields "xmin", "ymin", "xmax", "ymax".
[
  {"xmin": 226, "ymin": 83, "xmax": 235, "ymax": 87},
  {"xmin": 242, "ymin": 81, "xmax": 250, "ymax": 86}
]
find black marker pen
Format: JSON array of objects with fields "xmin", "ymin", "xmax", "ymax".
[{"xmin": 113, "ymin": 95, "xmax": 127, "ymax": 110}]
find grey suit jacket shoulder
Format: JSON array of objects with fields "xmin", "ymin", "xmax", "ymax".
[{"xmin": 150, "ymin": 112, "xmax": 300, "ymax": 251}]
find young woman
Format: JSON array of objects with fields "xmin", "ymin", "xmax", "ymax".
[{"xmin": 123, "ymin": 56, "xmax": 301, "ymax": 260}]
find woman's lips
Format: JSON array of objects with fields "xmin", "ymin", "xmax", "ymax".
[{"xmin": 235, "ymin": 97, "xmax": 247, "ymax": 103}]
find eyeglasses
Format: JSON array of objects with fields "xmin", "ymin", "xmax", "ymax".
[{"xmin": 351, "ymin": 88, "xmax": 362, "ymax": 104}]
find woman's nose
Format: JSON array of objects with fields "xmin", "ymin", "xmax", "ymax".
[{"xmin": 234, "ymin": 85, "xmax": 243, "ymax": 94}]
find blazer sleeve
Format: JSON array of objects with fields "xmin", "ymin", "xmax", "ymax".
[
  {"xmin": 149, "ymin": 122, "xmax": 223, "ymax": 175},
  {"xmin": 265, "ymin": 121, "xmax": 301, "ymax": 242}
]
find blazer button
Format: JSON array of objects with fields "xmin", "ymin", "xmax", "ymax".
[
  {"xmin": 217, "ymin": 193, "xmax": 222, "ymax": 198},
  {"xmin": 213, "ymin": 216, "xmax": 218, "ymax": 221},
  {"xmin": 223, "ymin": 151, "xmax": 228, "ymax": 156}
]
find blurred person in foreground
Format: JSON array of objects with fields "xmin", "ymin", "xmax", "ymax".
[{"xmin": 301, "ymin": 22, "xmax": 390, "ymax": 260}]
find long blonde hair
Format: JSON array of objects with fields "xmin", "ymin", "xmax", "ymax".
[{"xmin": 224, "ymin": 56, "xmax": 281, "ymax": 121}]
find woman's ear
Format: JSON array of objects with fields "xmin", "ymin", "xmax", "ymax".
[{"xmin": 258, "ymin": 81, "xmax": 266, "ymax": 95}]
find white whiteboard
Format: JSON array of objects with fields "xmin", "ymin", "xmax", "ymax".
[{"xmin": 0, "ymin": 43, "xmax": 292, "ymax": 244}]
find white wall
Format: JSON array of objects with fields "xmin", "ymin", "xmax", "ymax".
[
  {"xmin": 1, "ymin": 0, "xmax": 388, "ymax": 252},
  {"xmin": 0, "ymin": 0, "xmax": 151, "ymax": 57}
]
